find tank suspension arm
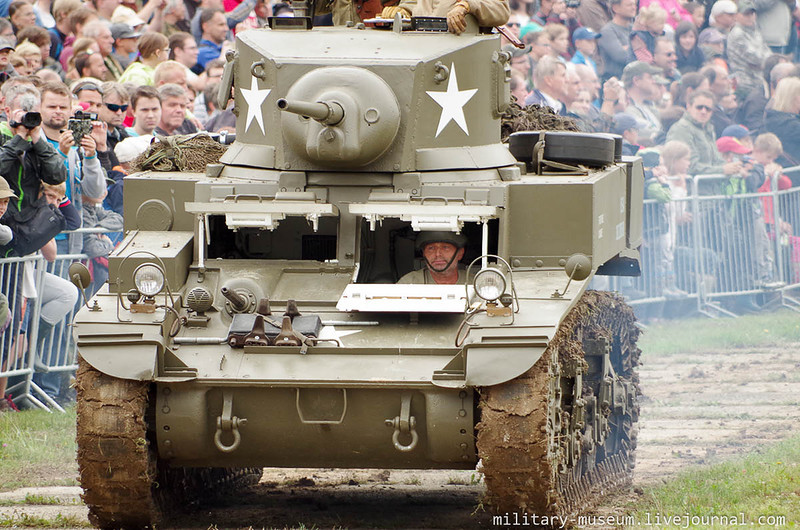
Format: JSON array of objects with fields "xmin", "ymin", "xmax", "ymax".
[{"xmin": 276, "ymin": 98, "xmax": 344, "ymax": 126}]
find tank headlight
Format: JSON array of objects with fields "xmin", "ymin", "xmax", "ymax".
[
  {"xmin": 133, "ymin": 264, "xmax": 165, "ymax": 297},
  {"xmin": 474, "ymin": 268, "xmax": 507, "ymax": 302}
]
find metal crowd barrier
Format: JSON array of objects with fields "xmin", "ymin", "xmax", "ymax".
[
  {"xmin": 603, "ymin": 170, "xmax": 800, "ymax": 318},
  {"xmin": 0, "ymin": 227, "xmax": 115, "ymax": 412}
]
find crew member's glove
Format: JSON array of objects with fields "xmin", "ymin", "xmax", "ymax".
[
  {"xmin": 380, "ymin": 5, "xmax": 411, "ymax": 18},
  {"xmin": 447, "ymin": 1, "xmax": 470, "ymax": 34}
]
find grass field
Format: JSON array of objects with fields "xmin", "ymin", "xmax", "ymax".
[
  {"xmin": 638, "ymin": 308, "xmax": 800, "ymax": 357},
  {"xmin": 0, "ymin": 405, "xmax": 77, "ymax": 492},
  {"xmin": 627, "ymin": 434, "xmax": 800, "ymax": 528}
]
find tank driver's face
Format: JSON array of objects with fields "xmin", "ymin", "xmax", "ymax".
[{"xmin": 423, "ymin": 242, "xmax": 464, "ymax": 274}]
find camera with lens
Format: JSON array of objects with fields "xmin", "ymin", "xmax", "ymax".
[
  {"xmin": 566, "ymin": 0, "xmax": 581, "ymax": 7},
  {"xmin": 68, "ymin": 110, "xmax": 97, "ymax": 145},
  {"xmin": 9, "ymin": 111, "xmax": 41, "ymax": 129}
]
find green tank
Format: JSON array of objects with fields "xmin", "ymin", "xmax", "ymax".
[{"xmin": 71, "ymin": 12, "xmax": 644, "ymax": 528}]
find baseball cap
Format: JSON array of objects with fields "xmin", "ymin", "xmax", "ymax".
[
  {"xmin": 698, "ymin": 28, "xmax": 725, "ymax": 44},
  {"xmin": 621, "ymin": 61, "xmax": 663, "ymax": 85},
  {"xmin": 711, "ymin": 0, "xmax": 738, "ymax": 17},
  {"xmin": 573, "ymin": 27, "xmax": 601, "ymax": 42},
  {"xmin": 638, "ymin": 149, "xmax": 661, "ymax": 169},
  {"xmin": 612, "ymin": 113, "xmax": 642, "ymax": 135},
  {"xmin": 0, "ymin": 177, "xmax": 17, "ymax": 199},
  {"xmin": 0, "ymin": 38, "xmax": 14, "ymax": 52},
  {"xmin": 716, "ymin": 136, "xmax": 752, "ymax": 154},
  {"xmin": 721, "ymin": 124, "xmax": 750, "ymax": 139},
  {"xmin": 111, "ymin": 23, "xmax": 141, "ymax": 41},
  {"xmin": 519, "ymin": 21, "xmax": 543, "ymax": 38},
  {"xmin": 111, "ymin": 6, "xmax": 146, "ymax": 27}
]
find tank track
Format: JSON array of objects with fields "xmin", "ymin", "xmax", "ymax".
[
  {"xmin": 477, "ymin": 290, "xmax": 640, "ymax": 519},
  {"xmin": 75, "ymin": 358, "xmax": 262, "ymax": 528}
]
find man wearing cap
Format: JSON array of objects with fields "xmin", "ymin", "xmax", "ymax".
[
  {"xmin": 622, "ymin": 61, "xmax": 663, "ymax": 145},
  {"xmin": 598, "ymin": 0, "xmax": 636, "ymax": 81},
  {"xmin": 726, "ymin": 0, "xmax": 771, "ymax": 95},
  {"xmin": 697, "ymin": 28, "xmax": 727, "ymax": 63},
  {"xmin": 110, "ymin": 23, "xmax": 140, "ymax": 70},
  {"xmin": 708, "ymin": 0, "xmax": 738, "ymax": 33},
  {"xmin": 397, "ymin": 231, "xmax": 469, "ymax": 285},
  {"xmin": 570, "ymin": 27, "xmax": 600, "ymax": 73}
]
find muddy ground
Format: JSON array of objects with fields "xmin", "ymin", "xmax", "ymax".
[{"xmin": 1, "ymin": 344, "xmax": 799, "ymax": 528}]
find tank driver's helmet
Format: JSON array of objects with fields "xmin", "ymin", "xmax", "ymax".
[{"xmin": 415, "ymin": 231, "xmax": 468, "ymax": 273}]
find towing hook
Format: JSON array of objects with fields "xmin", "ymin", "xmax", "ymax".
[{"xmin": 214, "ymin": 391, "xmax": 247, "ymax": 453}]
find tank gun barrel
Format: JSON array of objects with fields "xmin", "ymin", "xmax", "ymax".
[
  {"xmin": 221, "ymin": 287, "xmax": 249, "ymax": 312},
  {"xmin": 277, "ymin": 98, "xmax": 344, "ymax": 126}
]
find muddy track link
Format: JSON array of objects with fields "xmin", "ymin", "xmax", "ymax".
[
  {"xmin": 477, "ymin": 291, "xmax": 640, "ymax": 519},
  {"xmin": 76, "ymin": 358, "xmax": 262, "ymax": 529}
]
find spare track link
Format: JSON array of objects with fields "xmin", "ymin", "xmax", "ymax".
[
  {"xmin": 75, "ymin": 358, "xmax": 262, "ymax": 528},
  {"xmin": 477, "ymin": 291, "xmax": 640, "ymax": 520}
]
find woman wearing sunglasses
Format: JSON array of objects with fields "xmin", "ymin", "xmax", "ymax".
[{"xmin": 98, "ymin": 82, "xmax": 131, "ymax": 171}]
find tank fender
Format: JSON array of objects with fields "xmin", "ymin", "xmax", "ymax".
[
  {"xmin": 464, "ymin": 340, "xmax": 548, "ymax": 386},
  {"xmin": 76, "ymin": 328, "xmax": 163, "ymax": 381}
]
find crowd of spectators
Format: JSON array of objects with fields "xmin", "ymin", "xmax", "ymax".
[
  {"xmin": 505, "ymin": 0, "xmax": 800, "ymax": 314},
  {"xmin": 0, "ymin": 0, "xmax": 796, "ymax": 405}
]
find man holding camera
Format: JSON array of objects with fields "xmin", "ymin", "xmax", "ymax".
[
  {"xmin": 0, "ymin": 85, "xmax": 67, "ymax": 216},
  {"xmin": 39, "ymin": 81, "xmax": 107, "ymax": 254}
]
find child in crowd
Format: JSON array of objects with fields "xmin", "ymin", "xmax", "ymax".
[
  {"xmin": 752, "ymin": 133, "xmax": 800, "ymax": 282},
  {"xmin": 570, "ymin": 27, "xmax": 600, "ymax": 74}
]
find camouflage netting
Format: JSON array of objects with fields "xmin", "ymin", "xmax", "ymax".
[
  {"xmin": 132, "ymin": 133, "xmax": 228, "ymax": 173},
  {"xmin": 500, "ymin": 102, "xmax": 579, "ymax": 143}
]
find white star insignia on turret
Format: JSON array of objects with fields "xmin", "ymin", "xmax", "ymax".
[
  {"xmin": 241, "ymin": 76, "xmax": 271, "ymax": 134},
  {"xmin": 426, "ymin": 63, "xmax": 478, "ymax": 138}
]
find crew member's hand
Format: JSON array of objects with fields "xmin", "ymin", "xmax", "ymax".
[
  {"xmin": 723, "ymin": 161, "xmax": 743, "ymax": 175},
  {"xmin": 81, "ymin": 133, "xmax": 97, "ymax": 158},
  {"xmin": 380, "ymin": 5, "xmax": 411, "ymax": 18},
  {"xmin": 446, "ymin": 1, "xmax": 469, "ymax": 34},
  {"xmin": 57, "ymin": 129, "xmax": 75, "ymax": 156},
  {"xmin": 91, "ymin": 121, "xmax": 108, "ymax": 152}
]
